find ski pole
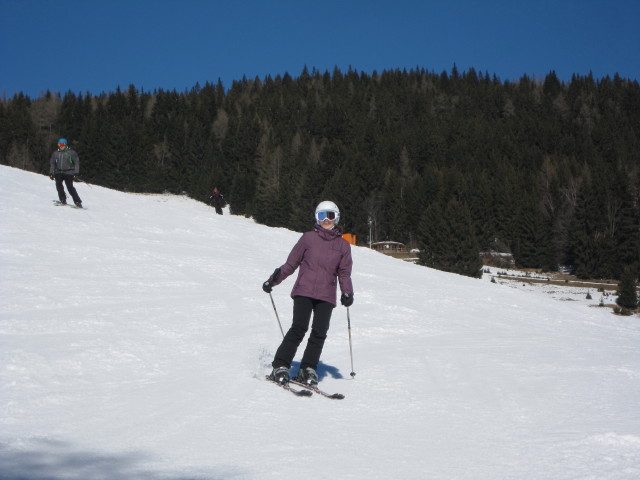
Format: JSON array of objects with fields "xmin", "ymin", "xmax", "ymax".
[
  {"xmin": 269, "ymin": 292, "xmax": 285, "ymax": 338},
  {"xmin": 75, "ymin": 176, "xmax": 93, "ymax": 188},
  {"xmin": 347, "ymin": 307, "xmax": 356, "ymax": 377}
]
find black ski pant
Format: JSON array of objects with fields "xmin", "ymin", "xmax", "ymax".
[
  {"xmin": 272, "ymin": 296, "xmax": 334, "ymax": 371},
  {"xmin": 54, "ymin": 173, "xmax": 82, "ymax": 204}
]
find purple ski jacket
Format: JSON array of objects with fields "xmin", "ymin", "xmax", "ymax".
[{"xmin": 269, "ymin": 224, "xmax": 354, "ymax": 306}]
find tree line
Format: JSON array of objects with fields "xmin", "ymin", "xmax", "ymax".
[{"xmin": 1, "ymin": 66, "xmax": 639, "ymax": 280}]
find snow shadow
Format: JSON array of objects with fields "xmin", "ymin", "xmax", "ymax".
[
  {"xmin": 290, "ymin": 361, "xmax": 344, "ymax": 381},
  {"xmin": 0, "ymin": 439, "xmax": 242, "ymax": 480}
]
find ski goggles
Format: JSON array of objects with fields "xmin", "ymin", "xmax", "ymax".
[
  {"xmin": 58, "ymin": 143, "xmax": 67, "ymax": 148},
  {"xmin": 316, "ymin": 210, "xmax": 337, "ymax": 221}
]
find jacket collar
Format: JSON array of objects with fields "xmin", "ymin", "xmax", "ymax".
[{"xmin": 314, "ymin": 223, "xmax": 341, "ymax": 240}]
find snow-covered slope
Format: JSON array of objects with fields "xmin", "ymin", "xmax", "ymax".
[{"xmin": 1, "ymin": 165, "xmax": 639, "ymax": 480}]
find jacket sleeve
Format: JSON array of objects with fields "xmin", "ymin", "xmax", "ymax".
[
  {"xmin": 270, "ymin": 234, "xmax": 307, "ymax": 287},
  {"xmin": 71, "ymin": 151, "xmax": 80, "ymax": 175},
  {"xmin": 50, "ymin": 152, "xmax": 56, "ymax": 174},
  {"xmin": 337, "ymin": 242, "xmax": 354, "ymax": 295}
]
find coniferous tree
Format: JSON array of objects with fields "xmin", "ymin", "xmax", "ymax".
[
  {"xmin": 253, "ymin": 141, "xmax": 284, "ymax": 225},
  {"xmin": 511, "ymin": 194, "xmax": 556, "ymax": 270},
  {"xmin": 1, "ymin": 93, "xmax": 43, "ymax": 171},
  {"xmin": 418, "ymin": 197, "xmax": 482, "ymax": 278},
  {"xmin": 610, "ymin": 172, "xmax": 640, "ymax": 279},
  {"xmin": 569, "ymin": 178, "xmax": 614, "ymax": 278},
  {"xmin": 616, "ymin": 267, "xmax": 638, "ymax": 310}
]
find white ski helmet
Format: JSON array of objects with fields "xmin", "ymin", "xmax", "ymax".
[{"xmin": 315, "ymin": 200, "xmax": 340, "ymax": 225}]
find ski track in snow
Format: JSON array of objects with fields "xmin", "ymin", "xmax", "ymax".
[{"xmin": 1, "ymin": 165, "xmax": 639, "ymax": 480}]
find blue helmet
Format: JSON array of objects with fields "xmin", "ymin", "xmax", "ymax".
[{"xmin": 58, "ymin": 138, "xmax": 67, "ymax": 145}]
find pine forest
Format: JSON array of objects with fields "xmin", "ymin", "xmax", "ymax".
[{"xmin": 2, "ymin": 66, "xmax": 639, "ymax": 280}]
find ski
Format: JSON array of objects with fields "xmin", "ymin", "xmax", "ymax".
[
  {"xmin": 265, "ymin": 375, "xmax": 312, "ymax": 397},
  {"xmin": 289, "ymin": 379, "xmax": 345, "ymax": 399},
  {"xmin": 53, "ymin": 200, "xmax": 85, "ymax": 209}
]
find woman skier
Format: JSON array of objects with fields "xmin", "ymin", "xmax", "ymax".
[{"xmin": 262, "ymin": 200, "xmax": 354, "ymax": 385}]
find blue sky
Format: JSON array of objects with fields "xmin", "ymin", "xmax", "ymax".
[{"xmin": 1, "ymin": 0, "xmax": 638, "ymax": 98}]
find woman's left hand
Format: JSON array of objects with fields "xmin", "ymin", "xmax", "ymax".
[{"xmin": 341, "ymin": 293, "xmax": 354, "ymax": 307}]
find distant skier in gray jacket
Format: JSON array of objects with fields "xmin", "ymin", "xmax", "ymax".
[{"xmin": 50, "ymin": 138, "xmax": 82, "ymax": 207}]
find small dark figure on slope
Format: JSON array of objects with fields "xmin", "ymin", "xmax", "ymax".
[{"xmin": 208, "ymin": 187, "xmax": 224, "ymax": 215}]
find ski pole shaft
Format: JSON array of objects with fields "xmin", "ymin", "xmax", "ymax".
[
  {"xmin": 269, "ymin": 292, "xmax": 285, "ymax": 338},
  {"xmin": 75, "ymin": 177, "xmax": 93, "ymax": 188},
  {"xmin": 347, "ymin": 307, "xmax": 355, "ymax": 377}
]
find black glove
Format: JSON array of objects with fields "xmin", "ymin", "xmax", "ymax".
[
  {"xmin": 341, "ymin": 293, "xmax": 354, "ymax": 307},
  {"xmin": 72, "ymin": 175, "xmax": 78, "ymax": 181},
  {"xmin": 262, "ymin": 268, "xmax": 281, "ymax": 293},
  {"xmin": 49, "ymin": 174, "xmax": 54, "ymax": 180}
]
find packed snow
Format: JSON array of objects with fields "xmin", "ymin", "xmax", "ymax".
[{"xmin": 1, "ymin": 165, "xmax": 639, "ymax": 480}]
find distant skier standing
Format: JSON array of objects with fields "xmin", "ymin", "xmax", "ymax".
[
  {"xmin": 262, "ymin": 201, "xmax": 354, "ymax": 386},
  {"xmin": 49, "ymin": 138, "xmax": 82, "ymax": 208},
  {"xmin": 208, "ymin": 187, "xmax": 224, "ymax": 214}
]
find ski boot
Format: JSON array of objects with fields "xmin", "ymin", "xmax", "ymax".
[
  {"xmin": 295, "ymin": 367, "xmax": 318, "ymax": 386},
  {"xmin": 270, "ymin": 366, "xmax": 290, "ymax": 385}
]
